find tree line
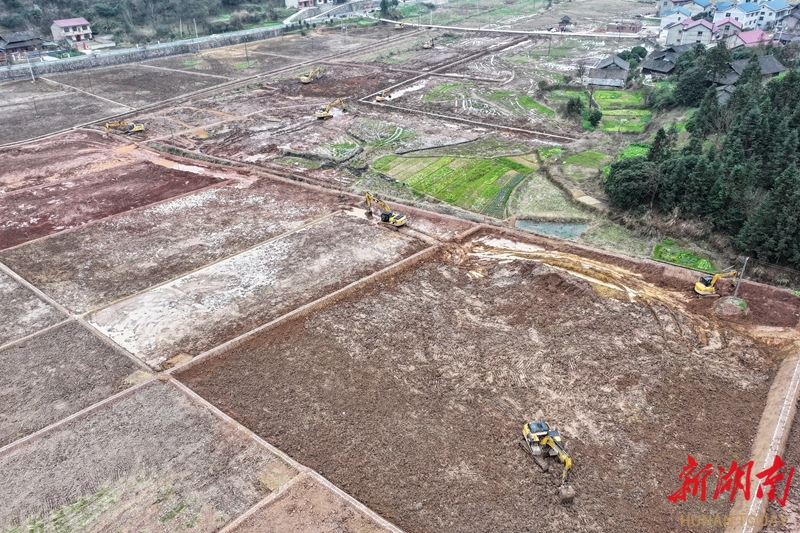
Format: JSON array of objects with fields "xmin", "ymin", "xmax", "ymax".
[
  {"xmin": 606, "ymin": 45, "xmax": 800, "ymax": 269},
  {"xmin": 0, "ymin": 0, "xmax": 294, "ymax": 44}
]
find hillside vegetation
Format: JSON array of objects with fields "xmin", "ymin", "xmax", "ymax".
[{"xmin": 0, "ymin": 0, "xmax": 294, "ymax": 44}]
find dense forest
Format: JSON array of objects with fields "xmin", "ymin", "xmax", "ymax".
[
  {"xmin": 606, "ymin": 44, "xmax": 800, "ymax": 270},
  {"xmin": 0, "ymin": 0, "xmax": 294, "ymax": 43}
]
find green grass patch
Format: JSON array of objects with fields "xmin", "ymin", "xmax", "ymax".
[
  {"xmin": 617, "ymin": 142, "xmax": 650, "ymax": 159},
  {"xmin": 182, "ymin": 60, "xmax": 200, "ymax": 67},
  {"xmin": 652, "ymin": 240, "xmax": 715, "ymax": 271},
  {"xmin": 539, "ymin": 147, "xmax": 563, "ymax": 160},
  {"xmin": 593, "ymin": 89, "xmax": 644, "ymax": 108},
  {"xmin": 374, "ymin": 155, "xmax": 533, "ymax": 216},
  {"xmin": 564, "ymin": 151, "xmax": 606, "ymax": 168},
  {"xmin": 233, "ymin": 61, "xmax": 257, "ymax": 69},
  {"xmin": 518, "ymin": 96, "xmax": 555, "ymax": 117},
  {"xmin": 423, "ymin": 82, "xmax": 469, "ymax": 102}
]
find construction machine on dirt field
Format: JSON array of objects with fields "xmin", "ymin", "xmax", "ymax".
[
  {"xmin": 694, "ymin": 270, "xmax": 738, "ymax": 295},
  {"xmin": 105, "ymin": 121, "xmax": 146, "ymax": 136},
  {"xmin": 376, "ymin": 89, "xmax": 391, "ymax": 102},
  {"xmin": 315, "ymin": 97, "xmax": 346, "ymax": 119},
  {"xmin": 521, "ymin": 421, "xmax": 575, "ymax": 504},
  {"xmin": 422, "ymin": 38, "xmax": 434, "ymax": 49},
  {"xmin": 364, "ymin": 192, "xmax": 407, "ymax": 228},
  {"xmin": 300, "ymin": 67, "xmax": 322, "ymax": 84}
]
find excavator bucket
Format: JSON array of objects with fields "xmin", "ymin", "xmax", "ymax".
[{"xmin": 559, "ymin": 483, "xmax": 576, "ymax": 504}]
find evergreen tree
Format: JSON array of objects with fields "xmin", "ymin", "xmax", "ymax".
[
  {"xmin": 674, "ymin": 65, "xmax": 709, "ymax": 107},
  {"xmin": 605, "ymin": 157, "xmax": 658, "ymax": 209},
  {"xmin": 710, "ymin": 165, "xmax": 749, "ymax": 235},
  {"xmin": 689, "ymin": 87, "xmax": 721, "ymax": 138},
  {"xmin": 646, "ymin": 127, "xmax": 672, "ymax": 163}
]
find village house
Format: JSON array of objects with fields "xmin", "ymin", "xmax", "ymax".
[
  {"xmin": 713, "ymin": 2, "xmax": 762, "ymax": 29},
  {"xmin": 660, "ymin": 7, "xmax": 692, "ymax": 29},
  {"xmin": 757, "ymin": 0, "xmax": 793, "ymax": 29},
  {"xmin": 777, "ymin": 4, "xmax": 800, "ymax": 30},
  {"xmin": 657, "ymin": 0, "xmax": 711, "ymax": 16},
  {"xmin": 641, "ymin": 43, "xmax": 696, "ymax": 77},
  {"xmin": 50, "ymin": 17, "xmax": 93, "ymax": 43},
  {"xmin": 0, "ymin": 30, "xmax": 42, "ymax": 61},
  {"xmin": 726, "ymin": 27, "xmax": 773, "ymax": 47},
  {"xmin": 663, "ymin": 18, "xmax": 715, "ymax": 45},
  {"xmin": 607, "ymin": 21, "xmax": 643, "ymax": 32},
  {"xmin": 586, "ymin": 55, "xmax": 630, "ymax": 88},
  {"xmin": 713, "ymin": 17, "xmax": 743, "ymax": 40},
  {"xmin": 713, "ymin": 55, "xmax": 786, "ymax": 101}
]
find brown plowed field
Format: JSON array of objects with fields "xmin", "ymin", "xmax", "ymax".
[
  {"xmin": 0, "ymin": 320, "xmax": 143, "ymax": 446},
  {"xmin": 0, "ymin": 176, "xmax": 342, "ymax": 313},
  {"xmin": 0, "ymin": 160, "xmax": 221, "ymax": 249},
  {"xmin": 0, "ymin": 380, "xmax": 297, "ymax": 532},
  {"xmin": 0, "ymin": 269, "xmax": 63, "ymax": 347},
  {"xmin": 178, "ymin": 236, "xmax": 777, "ymax": 533}
]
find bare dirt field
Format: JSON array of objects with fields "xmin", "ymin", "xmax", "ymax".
[
  {"xmin": 0, "ymin": 151, "xmax": 222, "ymax": 250},
  {"xmin": 0, "ymin": 269, "xmax": 63, "ymax": 347},
  {"xmin": 0, "ymin": 380, "xmax": 297, "ymax": 533},
  {"xmin": 763, "ymin": 405, "xmax": 800, "ymax": 532},
  {"xmin": 44, "ymin": 64, "xmax": 224, "ymax": 108},
  {"xmin": 90, "ymin": 213, "xmax": 427, "ymax": 369},
  {"xmin": 178, "ymin": 232, "xmax": 781, "ymax": 533},
  {"xmin": 0, "ymin": 320, "xmax": 144, "ymax": 447},
  {"xmin": 230, "ymin": 473, "xmax": 389, "ymax": 533},
  {"xmin": 141, "ymin": 46, "xmax": 297, "ymax": 79},
  {"xmin": 0, "ymin": 175, "xmax": 343, "ymax": 313},
  {"xmin": 0, "ymin": 80, "xmax": 129, "ymax": 145}
]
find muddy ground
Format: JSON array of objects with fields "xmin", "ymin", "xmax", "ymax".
[
  {"xmin": 0, "ymin": 157, "xmax": 221, "ymax": 250},
  {"xmin": 0, "ymin": 380, "xmax": 297, "ymax": 532},
  {"xmin": 0, "ymin": 269, "xmax": 63, "ymax": 347},
  {"xmin": 44, "ymin": 64, "xmax": 223, "ymax": 108},
  {"xmin": 763, "ymin": 399, "xmax": 800, "ymax": 532},
  {"xmin": 0, "ymin": 81, "xmax": 129, "ymax": 145},
  {"xmin": 0, "ymin": 320, "xmax": 143, "ymax": 447},
  {"xmin": 141, "ymin": 46, "xmax": 297, "ymax": 79},
  {"xmin": 89, "ymin": 213, "xmax": 427, "ymax": 369},
  {"xmin": 230, "ymin": 474, "xmax": 387, "ymax": 533},
  {"xmin": 178, "ymin": 235, "xmax": 776, "ymax": 533},
  {"xmin": 0, "ymin": 175, "xmax": 343, "ymax": 313}
]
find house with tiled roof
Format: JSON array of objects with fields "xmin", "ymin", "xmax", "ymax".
[
  {"xmin": 641, "ymin": 43, "xmax": 696, "ymax": 77},
  {"xmin": 711, "ymin": 55, "xmax": 786, "ymax": 85},
  {"xmin": 50, "ymin": 18, "xmax": 92, "ymax": 44},
  {"xmin": 660, "ymin": 7, "xmax": 693, "ymax": 28},
  {"xmin": 777, "ymin": 4, "xmax": 800, "ymax": 30},
  {"xmin": 712, "ymin": 17, "xmax": 743, "ymax": 40},
  {"xmin": 586, "ymin": 55, "xmax": 630, "ymax": 88},
  {"xmin": 664, "ymin": 18, "xmax": 715, "ymax": 45},
  {"xmin": 713, "ymin": 2, "xmax": 762, "ymax": 29},
  {"xmin": 757, "ymin": 0, "xmax": 793, "ymax": 29},
  {"xmin": 0, "ymin": 31, "xmax": 42, "ymax": 60},
  {"xmin": 726, "ymin": 27, "xmax": 773, "ymax": 47}
]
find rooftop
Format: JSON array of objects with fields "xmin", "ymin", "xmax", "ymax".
[{"xmin": 52, "ymin": 17, "xmax": 90, "ymax": 27}]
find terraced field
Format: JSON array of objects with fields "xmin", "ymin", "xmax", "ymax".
[{"xmin": 373, "ymin": 154, "xmax": 536, "ymax": 217}]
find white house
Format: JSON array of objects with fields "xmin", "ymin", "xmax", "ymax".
[
  {"xmin": 660, "ymin": 7, "xmax": 692, "ymax": 28},
  {"xmin": 757, "ymin": 0, "xmax": 793, "ymax": 29},
  {"xmin": 713, "ymin": 17, "xmax": 743, "ymax": 40},
  {"xmin": 657, "ymin": 0, "xmax": 711, "ymax": 16},
  {"xmin": 713, "ymin": 2, "xmax": 762, "ymax": 29},
  {"xmin": 664, "ymin": 18, "xmax": 715, "ymax": 44},
  {"xmin": 50, "ymin": 18, "xmax": 92, "ymax": 43}
]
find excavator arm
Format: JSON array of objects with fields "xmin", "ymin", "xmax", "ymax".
[
  {"xmin": 694, "ymin": 270, "xmax": 738, "ymax": 295},
  {"xmin": 522, "ymin": 421, "xmax": 575, "ymax": 503},
  {"xmin": 364, "ymin": 192, "xmax": 407, "ymax": 228}
]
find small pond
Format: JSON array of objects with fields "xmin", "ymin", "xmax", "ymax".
[{"xmin": 515, "ymin": 220, "xmax": 587, "ymax": 239}]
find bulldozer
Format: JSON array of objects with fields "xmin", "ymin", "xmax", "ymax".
[
  {"xmin": 376, "ymin": 89, "xmax": 391, "ymax": 102},
  {"xmin": 694, "ymin": 270, "xmax": 738, "ymax": 295},
  {"xmin": 300, "ymin": 67, "xmax": 322, "ymax": 84},
  {"xmin": 315, "ymin": 97, "xmax": 346, "ymax": 119},
  {"xmin": 521, "ymin": 421, "xmax": 575, "ymax": 504},
  {"xmin": 422, "ymin": 38, "xmax": 434, "ymax": 49},
  {"xmin": 365, "ymin": 192, "xmax": 407, "ymax": 228},
  {"xmin": 105, "ymin": 121, "xmax": 146, "ymax": 136}
]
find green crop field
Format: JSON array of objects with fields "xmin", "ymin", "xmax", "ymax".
[
  {"xmin": 423, "ymin": 83, "xmax": 471, "ymax": 102},
  {"xmin": 652, "ymin": 239, "xmax": 715, "ymax": 271},
  {"xmin": 564, "ymin": 151, "xmax": 607, "ymax": 168},
  {"xmin": 593, "ymin": 90, "xmax": 644, "ymax": 108},
  {"xmin": 372, "ymin": 155, "xmax": 535, "ymax": 217}
]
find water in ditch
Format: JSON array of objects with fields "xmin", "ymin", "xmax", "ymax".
[{"xmin": 514, "ymin": 220, "xmax": 587, "ymax": 239}]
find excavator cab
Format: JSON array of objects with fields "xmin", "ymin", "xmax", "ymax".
[
  {"xmin": 694, "ymin": 270, "xmax": 737, "ymax": 295},
  {"xmin": 697, "ymin": 275, "xmax": 714, "ymax": 288},
  {"xmin": 522, "ymin": 421, "xmax": 575, "ymax": 504}
]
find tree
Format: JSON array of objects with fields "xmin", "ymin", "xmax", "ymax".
[
  {"xmin": 647, "ymin": 127, "xmax": 672, "ymax": 164},
  {"xmin": 688, "ymin": 87, "xmax": 721, "ymax": 138},
  {"xmin": 631, "ymin": 45, "xmax": 647, "ymax": 60},
  {"xmin": 673, "ymin": 65, "xmax": 709, "ymax": 107},
  {"xmin": 587, "ymin": 109, "xmax": 603, "ymax": 127},
  {"xmin": 700, "ymin": 42, "xmax": 732, "ymax": 84},
  {"xmin": 380, "ymin": 0, "xmax": 390, "ymax": 18},
  {"xmin": 575, "ymin": 60, "xmax": 589, "ymax": 84},
  {"xmin": 605, "ymin": 156, "xmax": 659, "ymax": 209},
  {"xmin": 564, "ymin": 96, "xmax": 585, "ymax": 117}
]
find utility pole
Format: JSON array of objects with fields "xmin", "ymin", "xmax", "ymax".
[
  {"xmin": 733, "ymin": 257, "xmax": 748, "ymax": 299},
  {"xmin": 180, "ymin": 18, "xmax": 183, "ymax": 38},
  {"xmin": 244, "ymin": 40, "xmax": 249, "ymax": 67},
  {"xmin": 32, "ymin": 97, "xmax": 38, "ymax": 117},
  {"xmin": 194, "ymin": 18, "xmax": 198, "ymax": 39},
  {"xmin": 25, "ymin": 53, "xmax": 35, "ymax": 82}
]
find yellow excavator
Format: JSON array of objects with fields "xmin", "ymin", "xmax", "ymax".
[
  {"xmin": 315, "ymin": 97, "xmax": 346, "ymax": 119},
  {"xmin": 376, "ymin": 89, "xmax": 391, "ymax": 102},
  {"xmin": 365, "ymin": 192, "xmax": 407, "ymax": 228},
  {"xmin": 422, "ymin": 38, "xmax": 434, "ymax": 49},
  {"xmin": 521, "ymin": 421, "xmax": 575, "ymax": 504},
  {"xmin": 300, "ymin": 67, "xmax": 322, "ymax": 84},
  {"xmin": 694, "ymin": 270, "xmax": 738, "ymax": 295},
  {"xmin": 105, "ymin": 121, "xmax": 146, "ymax": 135}
]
